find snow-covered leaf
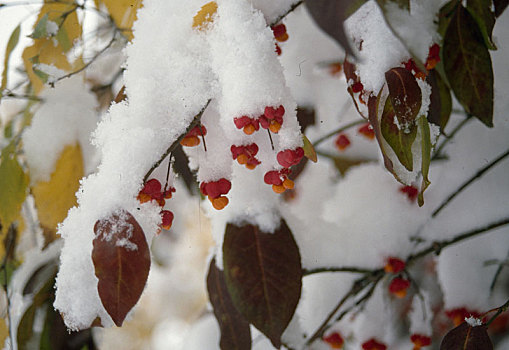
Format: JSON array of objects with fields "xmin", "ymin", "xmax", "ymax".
[
  {"xmin": 443, "ymin": 5, "xmax": 494, "ymax": 127},
  {"xmin": 95, "ymin": 0, "xmax": 142, "ymax": 41},
  {"xmin": 385, "ymin": 67, "xmax": 422, "ymax": 126},
  {"xmin": 207, "ymin": 258, "xmax": 252, "ymax": 350},
  {"xmin": 418, "ymin": 115, "xmax": 431, "ymax": 206},
  {"xmin": 92, "ymin": 210, "xmax": 150, "ymax": 327},
  {"xmin": 440, "ymin": 322, "xmax": 493, "ymax": 350},
  {"xmin": 223, "ymin": 220, "xmax": 302, "ymax": 349}
]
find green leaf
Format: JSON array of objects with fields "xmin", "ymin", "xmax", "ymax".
[
  {"xmin": 426, "ymin": 70, "xmax": 452, "ymax": 130},
  {"xmin": 92, "ymin": 210, "xmax": 151, "ymax": 327},
  {"xmin": 207, "ymin": 258, "xmax": 252, "ymax": 350},
  {"xmin": 1, "ymin": 24, "xmax": 21, "ymax": 92},
  {"xmin": 443, "ymin": 5, "xmax": 494, "ymax": 127},
  {"xmin": 0, "ymin": 142, "xmax": 29, "ymax": 235},
  {"xmin": 223, "ymin": 220, "xmax": 302, "ymax": 349},
  {"xmin": 418, "ymin": 116, "xmax": 431, "ymax": 206},
  {"xmin": 440, "ymin": 322, "xmax": 493, "ymax": 350},
  {"xmin": 33, "ymin": 67, "xmax": 49, "ymax": 84},
  {"xmin": 302, "ymin": 134, "xmax": 317, "ymax": 163},
  {"xmin": 56, "ymin": 25, "xmax": 72, "ymax": 52},
  {"xmin": 368, "ymin": 93, "xmax": 396, "ymax": 176},
  {"xmin": 380, "ymin": 97, "xmax": 417, "ymax": 171},
  {"xmin": 29, "ymin": 14, "xmax": 50, "ymax": 39},
  {"xmin": 385, "ymin": 67, "xmax": 422, "ymax": 126},
  {"xmin": 467, "ymin": 0, "xmax": 497, "ymax": 50}
]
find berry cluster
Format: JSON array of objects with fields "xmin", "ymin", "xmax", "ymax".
[
  {"xmin": 410, "ymin": 334, "xmax": 431, "ymax": 350},
  {"xmin": 323, "ymin": 331, "xmax": 344, "ymax": 349},
  {"xmin": 200, "ymin": 178, "xmax": 232, "ymax": 210},
  {"xmin": 233, "ymin": 105, "xmax": 285, "ymax": 135},
  {"xmin": 264, "ymin": 169, "xmax": 294, "ymax": 194},
  {"xmin": 271, "ymin": 23, "xmax": 288, "ymax": 56},
  {"xmin": 361, "ymin": 338, "xmax": 387, "ymax": 350},
  {"xmin": 137, "ymin": 179, "xmax": 175, "ymax": 230},
  {"xmin": 180, "ymin": 124, "xmax": 207, "ymax": 147},
  {"xmin": 231, "ymin": 144, "xmax": 260, "ymax": 170},
  {"xmin": 276, "ymin": 147, "xmax": 304, "ymax": 168},
  {"xmin": 234, "ymin": 116, "xmax": 259, "ymax": 135},
  {"xmin": 404, "ymin": 43, "xmax": 441, "ymax": 80}
]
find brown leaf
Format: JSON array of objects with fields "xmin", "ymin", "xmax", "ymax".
[
  {"xmin": 440, "ymin": 322, "xmax": 493, "ymax": 350},
  {"xmin": 494, "ymin": 0, "xmax": 509, "ymax": 17},
  {"xmin": 443, "ymin": 5, "xmax": 494, "ymax": 127},
  {"xmin": 92, "ymin": 210, "xmax": 150, "ymax": 327},
  {"xmin": 304, "ymin": 0, "xmax": 358, "ymax": 58},
  {"xmin": 385, "ymin": 67, "xmax": 422, "ymax": 126},
  {"xmin": 207, "ymin": 258, "xmax": 252, "ymax": 350},
  {"xmin": 223, "ymin": 220, "xmax": 302, "ymax": 349}
]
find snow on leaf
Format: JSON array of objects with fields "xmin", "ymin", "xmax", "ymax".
[
  {"xmin": 207, "ymin": 258, "xmax": 252, "ymax": 350},
  {"xmin": 385, "ymin": 67, "xmax": 422, "ymax": 126},
  {"xmin": 304, "ymin": 0, "xmax": 358, "ymax": 58},
  {"xmin": 32, "ymin": 144, "xmax": 84, "ymax": 244},
  {"xmin": 443, "ymin": 5, "xmax": 494, "ymax": 127},
  {"xmin": 223, "ymin": 220, "xmax": 302, "ymax": 349},
  {"xmin": 440, "ymin": 322, "xmax": 493, "ymax": 350},
  {"xmin": 95, "ymin": 0, "xmax": 142, "ymax": 41},
  {"xmin": 92, "ymin": 210, "xmax": 150, "ymax": 327}
]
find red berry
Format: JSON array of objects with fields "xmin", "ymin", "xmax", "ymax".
[
  {"xmin": 388, "ymin": 277, "xmax": 410, "ymax": 298},
  {"xmin": 358, "ymin": 123, "xmax": 375, "ymax": 140},
  {"xmin": 399, "ymin": 185, "xmax": 418, "ymax": 202},
  {"xmin": 277, "ymin": 147, "xmax": 304, "ymax": 168},
  {"xmin": 410, "ymin": 334, "xmax": 431, "ymax": 349},
  {"xmin": 275, "ymin": 43, "xmax": 282, "ymax": 55},
  {"xmin": 271, "ymin": 24, "xmax": 287, "ymax": 39},
  {"xmin": 140, "ymin": 179, "xmax": 161, "ymax": 197},
  {"xmin": 362, "ymin": 338, "xmax": 387, "ymax": 350},
  {"xmin": 323, "ymin": 332, "xmax": 344, "ymax": 349},
  {"xmin": 264, "ymin": 170, "xmax": 283, "ymax": 186},
  {"xmin": 445, "ymin": 307, "xmax": 481, "ymax": 326},
  {"xmin": 200, "ymin": 179, "xmax": 232, "ymax": 199},
  {"xmin": 384, "ymin": 257, "xmax": 405, "ymax": 274},
  {"xmin": 161, "ymin": 210, "xmax": 174, "ymax": 230},
  {"xmin": 335, "ymin": 134, "xmax": 351, "ymax": 151},
  {"xmin": 351, "ymin": 81, "xmax": 364, "ymax": 93}
]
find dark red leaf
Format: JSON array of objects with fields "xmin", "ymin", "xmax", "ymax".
[
  {"xmin": 223, "ymin": 220, "xmax": 302, "ymax": 349},
  {"xmin": 207, "ymin": 258, "xmax": 252, "ymax": 350},
  {"xmin": 426, "ymin": 70, "xmax": 452, "ymax": 130},
  {"xmin": 467, "ymin": 0, "xmax": 496, "ymax": 50},
  {"xmin": 304, "ymin": 0, "xmax": 359, "ymax": 58},
  {"xmin": 443, "ymin": 5, "xmax": 494, "ymax": 127},
  {"xmin": 440, "ymin": 322, "xmax": 493, "ymax": 350},
  {"xmin": 385, "ymin": 67, "xmax": 422, "ymax": 126},
  {"xmin": 92, "ymin": 210, "xmax": 150, "ymax": 327}
]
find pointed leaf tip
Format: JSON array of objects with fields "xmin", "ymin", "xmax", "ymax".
[{"xmin": 92, "ymin": 210, "xmax": 150, "ymax": 327}]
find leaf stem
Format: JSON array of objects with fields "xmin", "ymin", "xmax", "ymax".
[
  {"xmin": 432, "ymin": 147, "xmax": 509, "ymax": 217},
  {"xmin": 271, "ymin": 1, "xmax": 303, "ymax": 26},
  {"xmin": 486, "ymin": 298, "xmax": 509, "ymax": 327}
]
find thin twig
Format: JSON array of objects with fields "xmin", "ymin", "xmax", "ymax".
[
  {"xmin": 486, "ymin": 298, "xmax": 509, "ymax": 327},
  {"xmin": 271, "ymin": 1, "xmax": 303, "ymax": 26},
  {"xmin": 313, "ymin": 119, "xmax": 364, "ymax": 147},
  {"xmin": 489, "ymin": 249, "xmax": 509, "ymax": 293},
  {"xmin": 143, "ymin": 100, "xmax": 211, "ymax": 183},
  {"xmin": 303, "ymin": 266, "xmax": 373, "ymax": 276},
  {"xmin": 267, "ymin": 129, "xmax": 274, "ymax": 150},
  {"xmin": 432, "ymin": 148, "xmax": 509, "ymax": 217}
]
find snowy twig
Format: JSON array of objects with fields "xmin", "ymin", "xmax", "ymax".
[
  {"xmin": 306, "ymin": 215, "xmax": 509, "ymax": 346},
  {"xmin": 143, "ymin": 100, "xmax": 211, "ymax": 183},
  {"xmin": 431, "ymin": 147, "xmax": 509, "ymax": 217},
  {"xmin": 271, "ymin": 1, "xmax": 303, "ymax": 26},
  {"xmin": 313, "ymin": 119, "xmax": 364, "ymax": 147}
]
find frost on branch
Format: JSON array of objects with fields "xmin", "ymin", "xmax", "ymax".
[{"xmin": 55, "ymin": 0, "xmax": 303, "ymax": 330}]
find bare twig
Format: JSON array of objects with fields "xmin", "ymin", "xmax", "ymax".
[
  {"xmin": 303, "ymin": 266, "xmax": 372, "ymax": 276},
  {"xmin": 271, "ymin": 1, "xmax": 304, "ymax": 26},
  {"xmin": 486, "ymin": 298, "xmax": 509, "ymax": 327},
  {"xmin": 432, "ymin": 148, "xmax": 509, "ymax": 217},
  {"xmin": 143, "ymin": 100, "xmax": 211, "ymax": 183}
]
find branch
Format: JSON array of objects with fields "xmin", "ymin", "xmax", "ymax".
[
  {"xmin": 271, "ymin": 1, "xmax": 303, "ymax": 26},
  {"xmin": 142, "ymin": 100, "xmax": 211, "ymax": 183},
  {"xmin": 486, "ymin": 298, "xmax": 509, "ymax": 327},
  {"xmin": 303, "ymin": 266, "xmax": 372, "ymax": 276},
  {"xmin": 432, "ymin": 147, "xmax": 509, "ymax": 217}
]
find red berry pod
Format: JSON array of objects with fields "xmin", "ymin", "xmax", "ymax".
[
  {"xmin": 201, "ymin": 179, "xmax": 232, "ymax": 199},
  {"xmin": 140, "ymin": 179, "xmax": 161, "ymax": 197},
  {"xmin": 358, "ymin": 123, "xmax": 375, "ymax": 140},
  {"xmin": 271, "ymin": 24, "xmax": 287, "ymax": 39},
  {"xmin": 275, "ymin": 43, "xmax": 282, "ymax": 55},
  {"xmin": 161, "ymin": 210, "xmax": 174, "ymax": 230},
  {"xmin": 399, "ymin": 185, "xmax": 418, "ymax": 202},
  {"xmin": 335, "ymin": 134, "xmax": 351, "ymax": 151},
  {"xmin": 323, "ymin": 331, "xmax": 344, "ymax": 349},
  {"xmin": 351, "ymin": 81, "xmax": 364, "ymax": 93},
  {"xmin": 362, "ymin": 338, "xmax": 387, "ymax": 350},
  {"xmin": 234, "ymin": 116, "xmax": 251, "ymax": 129},
  {"xmin": 384, "ymin": 257, "xmax": 405, "ymax": 274},
  {"xmin": 410, "ymin": 334, "xmax": 431, "ymax": 348},
  {"xmin": 388, "ymin": 277, "xmax": 410, "ymax": 298},
  {"xmin": 277, "ymin": 147, "xmax": 304, "ymax": 168},
  {"xmin": 264, "ymin": 105, "xmax": 285, "ymax": 120},
  {"xmin": 264, "ymin": 170, "xmax": 283, "ymax": 186}
]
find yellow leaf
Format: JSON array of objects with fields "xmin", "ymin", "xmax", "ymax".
[
  {"xmin": 96, "ymin": 0, "xmax": 143, "ymax": 41},
  {"xmin": 32, "ymin": 144, "xmax": 84, "ymax": 243},
  {"xmin": 193, "ymin": 1, "xmax": 218, "ymax": 30},
  {"xmin": 23, "ymin": 1, "xmax": 82, "ymax": 94},
  {"xmin": 302, "ymin": 134, "xmax": 317, "ymax": 163}
]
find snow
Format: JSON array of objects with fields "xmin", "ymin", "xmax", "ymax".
[{"xmin": 465, "ymin": 316, "xmax": 482, "ymax": 327}]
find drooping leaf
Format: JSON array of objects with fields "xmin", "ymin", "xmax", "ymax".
[
  {"xmin": 29, "ymin": 14, "xmax": 51, "ymax": 39},
  {"xmin": 0, "ymin": 143, "xmax": 29, "ymax": 242},
  {"xmin": 92, "ymin": 210, "xmax": 150, "ymax": 326},
  {"xmin": 333, "ymin": 156, "xmax": 371, "ymax": 176},
  {"xmin": 193, "ymin": 1, "xmax": 218, "ymax": 30},
  {"xmin": 440, "ymin": 322, "xmax": 493, "ymax": 350},
  {"xmin": 223, "ymin": 220, "xmax": 302, "ymax": 349},
  {"xmin": 32, "ymin": 144, "xmax": 84, "ymax": 245},
  {"xmin": 385, "ymin": 67, "xmax": 422, "ymax": 126},
  {"xmin": 417, "ymin": 115, "xmax": 431, "ymax": 206},
  {"xmin": 426, "ymin": 70, "xmax": 452, "ymax": 130},
  {"xmin": 207, "ymin": 258, "xmax": 252, "ymax": 350},
  {"xmin": 443, "ymin": 5, "xmax": 494, "ymax": 127},
  {"xmin": 494, "ymin": 0, "xmax": 509, "ymax": 17},
  {"xmin": 380, "ymin": 96, "xmax": 417, "ymax": 172},
  {"xmin": 95, "ymin": 0, "xmax": 143, "ymax": 41},
  {"xmin": 302, "ymin": 134, "xmax": 317, "ymax": 163},
  {"xmin": 31, "ymin": 147, "xmax": 82, "ymax": 224},
  {"xmin": 1, "ymin": 23, "xmax": 21, "ymax": 93},
  {"xmin": 467, "ymin": 0, "xmax": 497, "ymax": 50},
  {"xmin": 304, "ymin": 0, "xmax": 358, "ymax": 58},
  {"xmin": 368, "ymin": 93, "xmax": 395, "ymax": 176}
]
